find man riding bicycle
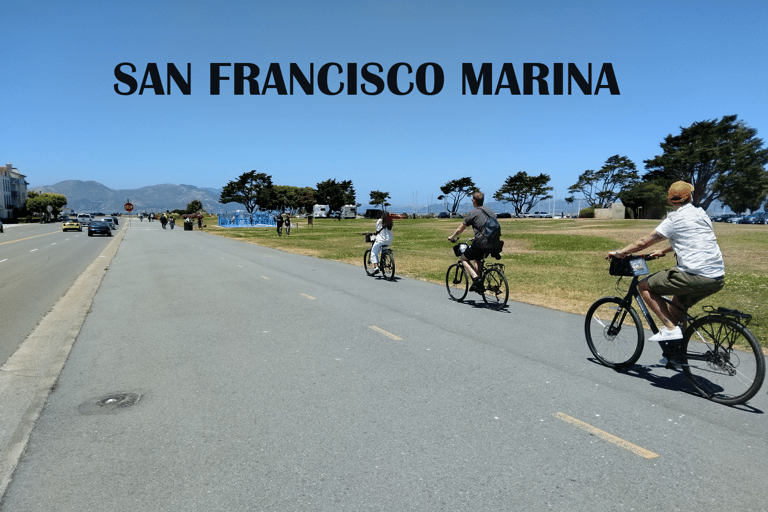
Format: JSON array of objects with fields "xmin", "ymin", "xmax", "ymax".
[
  {"xmin": 608, "ymin": 181, "xmax": 725, "ymax": 346},
  {"xmin": 448, "ymin": 191, "xmax": 500, "ymax": 292}
]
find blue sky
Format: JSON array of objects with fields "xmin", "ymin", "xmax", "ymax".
[{"xmin": 3, "ymin": 0, "xmax": 767, "ymax": 210}]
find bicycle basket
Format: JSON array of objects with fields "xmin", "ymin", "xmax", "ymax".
[
  {"xmin": 365, "ymin": 233, "xmax": 374, "ymax": 243},
  {"xmin": 609, "ymin": 256, "xmax": 649, "ymax": 277},
  {"xmin": 453, "ymin": 243, "xmax": 468, "ymax": 257}
]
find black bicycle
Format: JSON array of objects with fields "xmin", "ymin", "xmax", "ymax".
[
  {"xmin": 446, "ymin": 238, "xmax": 508, "ymax": 310},
  {"xmin": 585, "ymin": 255, "xmax": 765, "ymax": 406},
  {"xmin": 363, "ymin": 232, "xmax": 395, "ymax": 281}
]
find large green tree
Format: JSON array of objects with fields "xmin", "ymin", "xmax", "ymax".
[
  {"xmin": 369, "ymin": 190, "xmax": 391, "ymax": 211},
  {"xmin": 316, "ymin": 179, "xmax": 356, "ymax": 213},
  {"xmin": 438, "ymin": 177, "xmax": 477, "ymax": 214},
  {"xmin": 493, "ymin": 172, "xmax": 553, "ymax": 216},
  {"xmin": 568, "ymin": 155, "xmax": 639, "ymax": 207},
  {"xmin": 643, "ymin": 115, "xmax": 768, "ymax": 212},
  {"xmin": 186, "ymin": 199, "xmax": 203, "ymax": 214},
  {"xmin": 26, "ymin": 192, "xmax": 67, "ymax": 220},
  {"xmin": 220, "ymin": 171, "xmax": 274, "ymax": 213},
  {"xmin": 617, "ymin": 181, "xmax": 667, "ymax": 219}
]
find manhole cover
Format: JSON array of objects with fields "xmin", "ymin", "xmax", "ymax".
[{"xmin": 78, "ymin": 392, "xmax": 141, "ymax": 415}]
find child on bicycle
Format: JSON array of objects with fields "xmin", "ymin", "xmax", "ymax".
[
  {"xmin": 369, "ymin": 211, "xmax": 393, "ymax": 274},
  {"xmin": 608, "ymin": 181, "xmax": 725, "ymax": 344}
]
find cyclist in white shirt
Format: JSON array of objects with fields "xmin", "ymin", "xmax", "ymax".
[{"xmin": 608, "ymin": 181, "xmax": 725, "ymax": 343}]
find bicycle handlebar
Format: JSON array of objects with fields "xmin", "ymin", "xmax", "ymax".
[{"xmin": 608, "ymin": 252, "xmax": 664, "ymax": 261}]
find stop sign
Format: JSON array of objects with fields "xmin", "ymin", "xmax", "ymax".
[{"xmin": 124, "ymin": 202, "xmax": 134, "ymax": 212}]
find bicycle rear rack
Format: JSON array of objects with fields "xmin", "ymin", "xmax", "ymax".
[{"xmin": 702, "ymin": 305, "xmax": 752, "ymax": 325}]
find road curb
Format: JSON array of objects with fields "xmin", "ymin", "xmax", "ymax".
[{"xmin": 0, "ymin": 227, "xmax": 126, "ymax": 500}]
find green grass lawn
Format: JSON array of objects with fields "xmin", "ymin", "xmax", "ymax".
[{"xmin": 204, "ymin": 215, "xmax": 768, "ymax": 349}]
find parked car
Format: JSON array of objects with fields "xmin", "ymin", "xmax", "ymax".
[
  {"xmin": 437, "ymin": 212, "xmax": 450, "ymax": 219},
  {"xmin": 449, "ymin": 212, "xmax": 463, "ymax": 218},
  {"xmin": 739, "ymin": 212, "xmax": 768, "ymax": 224},
  {"xmin": 711, "ymin": 213, "xmax": 736, "ymax": 223},
  {"xmin": 87, "ymin": 220, "xmax": 112, "ymax": 237},
  {"xmin": 62, "ymin": 219, "xmax": 82, "ymax": 232},
  {"xmin": 497, "ymin": 212, "xmax": 512, "ymax": 218},
  {"xmin": 726, "ymin": 215, "xmax": 745, "ymax": 223},
  {"xmin": 100, "ymin": 217, "xmax": 116, "ymax": 230}
]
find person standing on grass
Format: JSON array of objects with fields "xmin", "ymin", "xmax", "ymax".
[
  {"xmin": 275, "ymin": 213, "xmax": 284, "ymax": 236},
  {"xmin": 607, "ymin": 181, "xmax": 725, "ymax": 363}
]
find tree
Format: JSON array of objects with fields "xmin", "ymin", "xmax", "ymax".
[
  {"xmin": 438, "ymin": 177, "xmax": 477, "ymax": 214},
  {"xmin": 316, "ymin": 179, "xmax": 356, "ymax": 214},
  {"xmin": 643, "ymin": 115, "xmax": 768, "ymax": 211},
  {"xmin": 26, "ymin": 192, "xmax": 67, "ymax": 220},
  {"xmin": 568, "ymin": 155, "xmax": 639, "ymax": 207},
  {"xmin": 220, "ymin": 171, "xmax": 274, "ymax": 213},
  {"xmin": 617, "ymin": 181, "xmax": 667, "ymax": 219},
  {"xmin": 493, "ymin": 172, "xmax": 553, "ymax": 216},
  {"xmin": 186, "ymin": 199, "xmax": 203, "ymax": 214},
  {"xmin": 369, "ymin": 190, "xmax": 390, "ymax": 211}
]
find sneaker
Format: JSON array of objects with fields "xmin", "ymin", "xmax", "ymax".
[
  {"xmin": 371, "ymin": 268, "xmax": 380, "ymax": 275},
  {"xmin": 659, "ymin": 357, "xmax": 682, "ymax": 369},
  {"xmin": 648, "ymin": 326, "xmax": 683, "ymax": 342}
]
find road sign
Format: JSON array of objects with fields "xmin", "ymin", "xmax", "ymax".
[{"xmin": 124, "ymin": 202, "xmax": 134, "ymax": 212}]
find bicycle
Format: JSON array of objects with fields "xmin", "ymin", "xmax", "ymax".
[
  {"xmin": 363, "ymin": 232, "xmax": 395, "ymax": 281},
  {"xmin": 585, "ymin": 254, "xmax": 765, "ymax": 406},
  {"xmin": 446, "ymin": 238, "xmax": 509, "ymax": 310}
]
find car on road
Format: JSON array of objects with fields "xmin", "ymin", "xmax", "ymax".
[
  {"xmin": 104, "ymin": 215, "xmax": 119, "ymax": 225},
  {"xmin": 77, "ymin": 213, "xmax": 93, "ymax": 226},
  {"xmin": 87, "ymin": 220, "xmax": 112, "ymax": 237},
  {"xmin": 100, "ymin": 217, "xmax": 116, "ymax": 230},
  {"xmin": 62, "ymin": 219, "xmax": 82, "ymax": 232}
]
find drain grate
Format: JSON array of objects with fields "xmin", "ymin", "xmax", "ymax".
[{"xmin": 78, "ymin": 392, "xmax": 141, "ymax": 415}]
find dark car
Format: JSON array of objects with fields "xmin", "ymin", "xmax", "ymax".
[
  {"xmin": 711, "ymin": 214, "xmax": 736, "ymax": 223},
  {"xmin": 497, "ymin": 212, "xmax": 512, "ymax": 218},
  {"xmin": 437, "ymin": 212, "xmax": 450, "ymax": 219},
  {"xmin": 739, "ymin": 212, "xmax": 768, "ymax": 224},
  {"xmin": 87, "ymin": 220, "xmax": 112, "ymax": 237}
]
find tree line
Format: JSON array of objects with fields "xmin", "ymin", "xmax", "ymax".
[{"xmin": 222, "ymin": 115, "xmax": 768, "ymax": 219}]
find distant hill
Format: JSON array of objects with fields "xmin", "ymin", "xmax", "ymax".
[{"xmin": 31, "ymin": 180, "xmax": 234, "ymax": 214}]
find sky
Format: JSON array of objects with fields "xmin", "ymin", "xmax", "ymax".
[{"xmin": 3, "ymin": 0, "xmax": 767, "ymax": 211}]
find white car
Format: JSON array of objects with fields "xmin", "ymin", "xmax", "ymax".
[{"xmin": 100, "ymin": 217, "xmax": 116, "ymax": 230}]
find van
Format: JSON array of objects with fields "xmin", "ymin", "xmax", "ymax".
[
  {"xmin": 313, "ymin": 204, "xmax": 329, "ymax": 218},
  {"xmin": 340, "ymin": 205, "xmax": 357, "ymax": 219},
  {"xmin": 77, "ymin": 213, "xmax": 93, "ymax": 226}
]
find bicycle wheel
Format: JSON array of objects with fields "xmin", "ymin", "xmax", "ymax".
[
  {"xmin": 681, "ymin": 316, "xmax": 766, "ymax": 405},
  {"xmin": 446, "ymin": 263, "xmax": 468, "ymax": 302},
  {"xmin": 585, "ymin": 297, "xmax": 644, "ymax": 370},
  {"xmin": 380, "ymin": 250, "xmax": 395, "ymax": 280},
  {"xmin": 481, "ymin": 268, "xmax": 509, "ymax": 310},
  {"xmin": 363, "ymin": 249, "xmax": 373, "ymax": 276}
]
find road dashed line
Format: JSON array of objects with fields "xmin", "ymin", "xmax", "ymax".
[{"xmin": 554, "ymin": 412, "xmax": 659, "ymax": 459}]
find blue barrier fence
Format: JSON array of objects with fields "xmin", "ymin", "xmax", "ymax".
[{"xmin": 218, "ymin": 211, "xmax": 278, "ymax": 228}]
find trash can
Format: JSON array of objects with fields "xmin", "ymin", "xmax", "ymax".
[{"xmin": 184, "ymin": 222, "xmax": 193, "ymax": 231}]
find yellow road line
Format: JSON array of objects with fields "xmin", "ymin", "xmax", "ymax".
[
  {"xmin": 0, "ymin": 231, "xmax": 58, "ymax": 245},
  {"xmin": 554, "ymin": 412, "xmax": 659, "ymax": 459},
  {"xmin": 261, "ymin": 276, "xmax": 269, "ymax": 280},
  {"xmin": 301, "ymin": 293, "xmax": 316, "ymax": 300},
  {"xmin": 369, "ymin": 325, "xmax": 402, "ymax": 341}
]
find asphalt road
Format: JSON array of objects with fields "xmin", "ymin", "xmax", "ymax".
[
  {"xmin": 1, "ymin": 221, "xmax": 766, "ymax": 511},
  {"xmin": 0, "ymin": 221, "xmax": 120, "ymax": 365}
]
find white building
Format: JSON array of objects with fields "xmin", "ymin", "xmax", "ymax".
[{"xmin": 1, "ymin": 163, "xmax": 29, "ymax": 221}]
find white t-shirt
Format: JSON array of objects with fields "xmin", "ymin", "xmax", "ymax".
[
  {"xmin": 375, "ymin": 218, "xmax": 393, "ymax": 244},
  {"xmin": 655, "ymin": 203, "xmax": 724, "ymax": 278}
]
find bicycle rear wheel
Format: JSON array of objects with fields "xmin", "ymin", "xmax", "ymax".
[
  {"xmin": 481, "ymin": 268, "xmax": 508, "ymax": 310},
  {"xmin": 585, "ymin": 297, "xmax": 644, "ymax": 370},
  {"xmin": 446, "ymin": 263, "xmax": 468, "ymax": 302},
  {"xmin": 363, "ymin": 249, "xmax": 374, "ymax": 276},
  {"xmin": 681, "ymin": 316, "xmax": 766, "ymax": 405},
  {"xmin": 380, "ymin": 250, "xmax": 395, "ymax": 280}
]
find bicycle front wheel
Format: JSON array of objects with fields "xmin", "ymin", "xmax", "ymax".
[
  {"xmin": 481, "ymin": 268, "xmax": 509, "ymax": 310},
  {"xmin": 681, "ymin": 316, "xmax": 766, "ymax": 406},
  {"xmin": 446, "ymin": 263, "xmax": 468, "ymax": 302},
  {"xmin": 380, "ymin": 250, "xmax": 395, "ymax": 281},
  {"xmin": 363, "ymin": 249, "xmax": 374, "ymax": 275},
  {"xmin": 585, "ymin": 297, "xmax": 644, "ymax": 370}
]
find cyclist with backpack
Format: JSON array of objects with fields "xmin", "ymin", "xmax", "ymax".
[{"xmin": 448, "ymin": 191, "xmax": 502, "ymax": 291}]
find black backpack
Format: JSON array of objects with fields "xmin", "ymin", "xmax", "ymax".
[{"xmin": 477, "ymin": 206, "xmax": 501, "ymax": 248}]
